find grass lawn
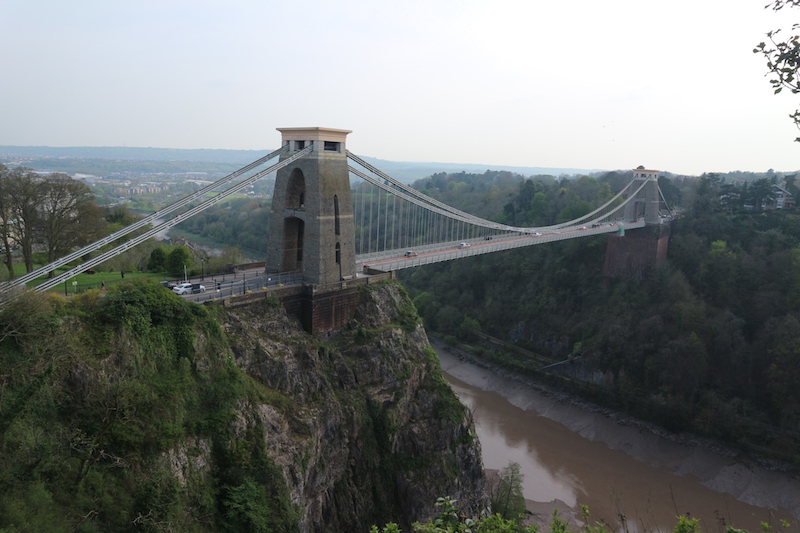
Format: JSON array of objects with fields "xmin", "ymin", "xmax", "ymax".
[
  {"xmin": 1, "ymin": 262, "xmax": 167, "ymax": 294},
  {"xmin": 42, "ymin": 270, "xmax": 164, "ymax": 294},
  {"xmin": 4, "ymin": 254, "xmax": 229, "ymax": 295}
]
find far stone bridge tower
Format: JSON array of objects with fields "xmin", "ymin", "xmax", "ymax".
[
  {"xmin": 602, "ymin": 167, "xmax": 671, "ymax": 279},
  {"xmin": 266, "ymin": 127, "xmax": 356, "ymax": 285}
]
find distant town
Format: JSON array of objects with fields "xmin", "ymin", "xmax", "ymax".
[{"xmin": 1, "ymin": 145, "xmax": 794, "ymax": 215}]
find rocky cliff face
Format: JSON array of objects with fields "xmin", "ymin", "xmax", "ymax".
[
  {"xmin": 218, "ymin": 282, "xmax": 486, "ymax": 531},
  {"xmin": 0, "ymin": 279, "xmax": 485, "ymax": 533}
]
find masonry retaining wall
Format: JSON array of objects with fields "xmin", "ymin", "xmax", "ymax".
[
  {"xmin": 216, "ymin": 271, "xmax": 396, "ymax": 334},
  {"xmin": 602, "ymin": 224, "xmax": 671, "ymax": 279}
]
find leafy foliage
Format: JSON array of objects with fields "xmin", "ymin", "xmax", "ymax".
[
  {"xmin": 0, "ymin": 279, "xmax": 300, "ymax": 532},
  {"xmin": 147, "ymin": 246, "xmax": 167, "ymax": 272},
  {"xmin": 165, "ymin": 245, "xmax": 194, "ymax": 277},
  {"xmin": 371, "ymin": 496, "xmax": 539, "ymax": 533},
  {"xmin": 488, "ymin": 462, "xmax": 526, "ymax": 521},
  {"xmin": 754, "ymin": 0, "xmax": 800, "ymax": 141},
  {"xmin": 0, "ymin": 165, "xmax": 107, "ymax": 276},
  {"xmin": 0, "ymin": 280, "xmax": 480, "ymax": 532},
  {"xmin": 177, "ymin": 197, "xmax": 271, "ymax": 254},
  {"xmin": 373, "ymin": 499, "xmax": 787, "ymax": 533}
]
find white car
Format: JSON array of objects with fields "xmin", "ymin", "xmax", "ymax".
[
  {"xmin": 172, "ymin": 282, "xmax": 205, "ymax": 295},
  {"xmin": 458, "ymin": 242, "xmax": 471, "ymax": 248}
]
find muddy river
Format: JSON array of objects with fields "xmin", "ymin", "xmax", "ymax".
[{"xmin": 436, "ymin": 344, "xmax": 800, "ymax": 532}]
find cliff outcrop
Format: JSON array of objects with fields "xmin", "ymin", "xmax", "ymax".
[{"xmin": 0, "ymin": 279, "xmax": 485, "ymax": 532}]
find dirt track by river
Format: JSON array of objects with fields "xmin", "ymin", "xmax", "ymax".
[{"xmin": 433, "ymin": 338, "xmax": 800, "ymax": 532}]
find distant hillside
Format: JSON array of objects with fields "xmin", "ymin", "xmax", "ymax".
[
  {"xmin": 0, "ymin": 145, "xmax": 267, "ymax": 164},
  {"xmin": 0, "ymin": 145, "xmax": 605, "ymax": 182},
  {"xmin": 358, "ymin": 156, "xmax": 604, "ymax": 183}
]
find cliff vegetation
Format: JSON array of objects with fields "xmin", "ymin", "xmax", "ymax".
[{"xmin": 0, "ymin": 279, "xmax": 484, "ymax": 532}]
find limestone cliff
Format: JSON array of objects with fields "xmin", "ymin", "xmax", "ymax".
[
  {"xmin": 218, "ymin": 282, "xmax": 486, "ymax": 531},
  {"xmin": 0, "ymin": 279, "xmax": 485, "ymax": 533}
]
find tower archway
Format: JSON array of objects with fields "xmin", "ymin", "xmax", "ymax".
[
  {"xmin": 282, "ymin": 217, "xmax": 304, "ymax": 271},
  {"xmin": 287, "ymin": 169, "xmax": 305, "ymax": 210}
]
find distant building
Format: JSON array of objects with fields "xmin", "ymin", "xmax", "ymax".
[{"xmin": 767, "ymin": 185, "xmax": 795, "ymax": 210}]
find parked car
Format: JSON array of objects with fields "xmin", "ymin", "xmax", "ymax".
[
  {"xmin": 458, "ymin": 242, "xmax": 471, "ymax": 248},
  {"xmin": 173, "ymin": 282, "xmax": 206, "ymax": 295}
]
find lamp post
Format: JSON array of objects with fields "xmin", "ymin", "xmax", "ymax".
[{"xmin": 201, "ymin": 258, "xmax": 207, "ymax": 281}]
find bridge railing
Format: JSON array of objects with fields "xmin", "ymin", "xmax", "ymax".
[{"xmin": 185, "ymin": 271, "xmax": 304, "ymax": 304}]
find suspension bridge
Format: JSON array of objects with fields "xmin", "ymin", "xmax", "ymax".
[
  {"xmin": 1, "ymin": 127, "xmax": 673, "ymax": 331},
  {"xmin": 347, "ymin": 151, "xmax": 668, "ymax": 272}
]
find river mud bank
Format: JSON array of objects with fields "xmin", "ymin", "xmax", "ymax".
[{"xmin": 433, "ymin": 338, "xmax": 800, "ymax": 532}]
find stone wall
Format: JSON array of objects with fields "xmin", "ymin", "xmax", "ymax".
[
  {"xmin": 217, "ymin": 271, "xmax": 396, "ymax": 334},
  {"xmin": 602, "ymin": 224, "xmax": 671, "ymax": 279}
]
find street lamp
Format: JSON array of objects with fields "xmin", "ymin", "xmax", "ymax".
[{"xmin": 201, "ymin": 258, "xmax": 207, "ymax": 281}]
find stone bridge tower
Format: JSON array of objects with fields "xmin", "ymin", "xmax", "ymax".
[
  {"xmin": 603, "ymin": 167, "xmax": 671, "ymax": 279},
  {"xmin": 623, "ymin": 168, "xmax": 663, "ymax": 225},
  {"xmin": 266, "ymin": 127, "xmax": 356, "ymax": 286}
]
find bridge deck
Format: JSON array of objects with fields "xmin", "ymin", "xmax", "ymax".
[{"xmin": 357, "ymin": 220, "xmax": 647, "ymax": 272}]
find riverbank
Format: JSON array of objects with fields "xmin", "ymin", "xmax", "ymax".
[{"xmin": 432, "ymin": 337, "xmax": 800, "ymax": 527}]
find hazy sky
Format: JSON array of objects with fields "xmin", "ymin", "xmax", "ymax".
[{"xmin": 1, "ymin": 0, "xmax": 798, "ymax": 176}]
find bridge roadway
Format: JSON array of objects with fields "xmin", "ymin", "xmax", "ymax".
[
  {"xmin": 357, "ymin": 220, "xmax": 647, "ymax": 272},
  {"xmin": 176, "ymin": 270, "xmax": 303, "ymax": 304},
  {"xmin": 174, "ymin": 220, "xmax": 649, "ymax": 304}
]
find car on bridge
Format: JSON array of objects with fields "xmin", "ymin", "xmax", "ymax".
[
  {"xmin": 404, "ymin": 250, "xmax": 417, "ymax": 257},
  {"xmin": 173, "ymin": 282, "xmax": 206, "ymax": 295},
  {"xmin": 458, "ymin": 242, "xmax": 471, "ymax": 248}
]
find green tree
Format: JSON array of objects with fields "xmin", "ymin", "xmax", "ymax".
[
  {"xmin": 433, "ymin": 305, "xmax": 463, "ymax": 334},
  {"xmin": 37, "ymin": 173, "xmax": 105, "ymax": 272},
  {"xmin": 147, "ymin": 247, "xmax": 167, "ymax": 272},
  {"xmin": 3, "ymin": 167, "xmax": 40, "ymax": 272},
  {"xmin": 692, "ymin": 173, "xmax": 722, "ymax": 214},
  {"xmin": 754, "ymin": 0, "xmax": 800, "ymax": 141},
  {"xmin": 0, "ymin": 168, "xmax": 105, "ymax": 276},
  {"xmin": 0, "ymin": 164, "xmax": 17, "ymax": 278},
  {"xmin": 556, "ymin": 200, "xmax": 591, "ymax": 224},
  {"xmin": 747, "ymin": 178, "xmax": 776, "ymax": 211},
  {"xmin": 529, "ymin": 191, "xmax": 550, "ymax": 224},
  {"xmin": 457, "ymin": 316, "xmax": 482, "ymax": 342},
  {"xmin": 165, "ymin": 246, "xmax": 193, "ymax": 277},
  {"xmin": 488, "ymin": 462, "xmax": 526, "ymax": 521},
  {"xmin": 220, "ymin": 477, "xmax": 275, "ymax": 532},
  {"xmin": 104, "ymin": 205, "xmax": 139, "ymax": 228},
  {"xmin": 709, "ymin": 240, "xmax": 729, "ymax": 255}
]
